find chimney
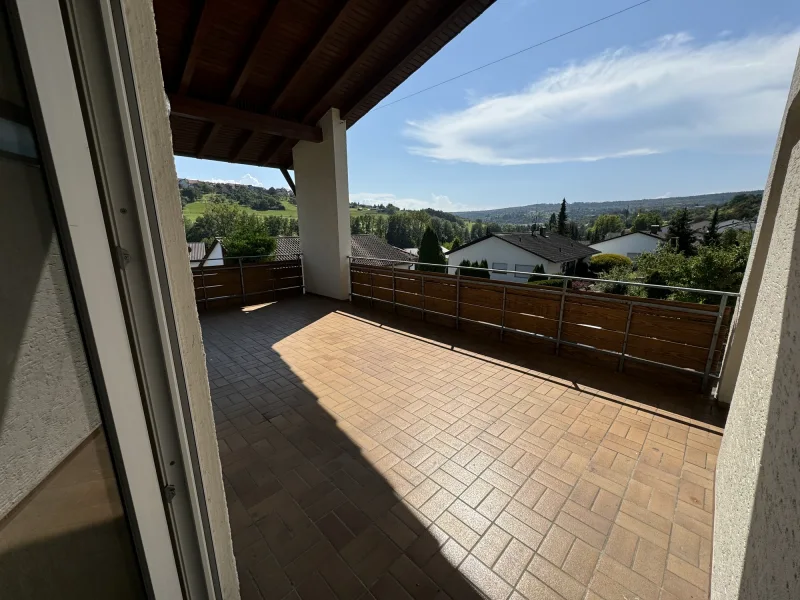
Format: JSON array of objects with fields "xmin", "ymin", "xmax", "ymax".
[
  {"xmin": 650, "ymin": 224, "xmax": 659, "ymax": 234},
  {"xmin": 539, "ymin": 227, "xmax": 546, "ymax": 236}
]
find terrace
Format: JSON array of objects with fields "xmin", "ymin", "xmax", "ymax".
[{"xmin": 203, "ymin": 290, "xmax": 724, "ymax": 600}]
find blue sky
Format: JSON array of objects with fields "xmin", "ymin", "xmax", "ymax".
[{"xmin": 175, "ymin": 0, "xmax": 800, "ymax": 211}]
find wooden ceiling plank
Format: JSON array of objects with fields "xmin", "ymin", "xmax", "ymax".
[
  {"xmin": 169, "ymin": 95, "xmax": 322, "ymax": 142},
  {"xmin": 267, "ymin": 0, "xmax": 352, "ymax": 111},
  {"xmin": 201, "ymin": 0, "xmax": 281, "ymax": 157},
  {"xmin": 343, "ymin": 0, "xmax": 477, "ymax": 122},
  {"xmin": 227, "ymin": 0, "xmax": 283, "ymax": 104},
  {"xmin": 299, "ymin": 0, "xmax": 419, "ymax": 126},
  {"xmin": 262, "ymin": 0, "xmax": 419, "ymax": 166},
  {"xmin": 176, "ymin": 0, "xmax": 215, "ymax": 95}
]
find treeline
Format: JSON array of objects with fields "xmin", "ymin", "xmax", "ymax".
[
  {"xmin": 454, "ymin": 191, "xmax": 763, "ymax": 225},
  {"xmin": 350, "ymin": 212, "xmax": 529, "ymax": 248},
  {"xmin": 179, "ymin": 179, "xmax": 294, "ymax": 212}
]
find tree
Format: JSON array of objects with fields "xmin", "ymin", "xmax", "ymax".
[
  {"xmin": 417, "ymin": 227, "xmax": 446, "ymax": 273},
  {"xmin": 590, "ymin": 253, "xmax": 632, "ymax": 273},
  {"xmin": 224, "ymin": 231, "xmax": 276, "ymax": 261},
  {"xmin": 668, "ymin": 208, "xmax": 695, "ymax": 255},
  {"xmin": 548, "ymin": 212, "xmax": 557, "ymax": 231},
  {"xmin": 588, "ymin": 214, "xmax": 624, "ymax": 241},
  {"xmin": 703, "ymin": 208, "xmax": 720, "ymax": 246},
  {"xmin": 557, "ymin": 199, "xmax": 568, "ymax": 235},
  {"xmin": 632, "ymin": 211, "xmax": 662, "ymax": 232},
  {"xmin": 451, "ymin": 236, "xmax": 462, "ymax": 251}
]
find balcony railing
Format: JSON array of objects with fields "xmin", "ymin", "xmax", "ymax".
[
  {"xmin": 191, "ymin": 253, "xmax": 303, "ymax": 309},
  {"xmin": 349, "ymin": 257, "xmax": 738, "ymax": 391}
]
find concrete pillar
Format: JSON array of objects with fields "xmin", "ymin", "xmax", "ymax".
[
  {"xmin": 292, "ymin": 108, "xmax": 350, "ymax": 300},
  {"xmin": 712, "ymin": 51, "xmax": 800, "ymax": 599}
]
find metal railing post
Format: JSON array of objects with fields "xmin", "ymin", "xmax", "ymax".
[
  {"xmin": 200, "ymin": 267, "xmax": 208, "ymax": 310},
  {"xmin": 455, "ymin": 271, "xmax": 461, "ymax": 329},
  {"xmin": 500, "ymin": 286, "xmax": 507, "ymax": 341},
  {"xmin": 370, "ymin": 268, "xmax": 374, "ymax": 308},
  {"xmin": 421, "ymin": 272, "xmax": 426, "ymax": 321},
  {"xmin": 347, "ymin": 256, "xmax": 353, "ymax": 301},
  {"xmin": 238, "ymin": 257, "xmax": 246, "ymax": 305},
  {"xmin": 555, "ymin": 278, "xmax": 567, "ymax": 355},
  {"xmin": 299, "ymin": 252, "xmax": 306, "ymax": 294},
  {"xmin": 618, "ymin": 302, "xmax": 634, "ymax": 372},
  {"xmin": 703, "ymin": 294, "xmax": 729, "ymax": 391},
  {"xmin": 392, "ymin": 263, "xmax": 396, "ymax": 313}
]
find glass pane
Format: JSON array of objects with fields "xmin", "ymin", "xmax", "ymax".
[{"xmin": 0, "ymin": 8, "xmax": 146, "ymax": 599}]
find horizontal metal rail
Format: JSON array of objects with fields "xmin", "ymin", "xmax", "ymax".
[
  {"xmin": 349, "ymin": 256, "xmax": 739, "ymax": 298},
  {"xmin": 349, "ymin": 254, "xmax": 734, "ymax": 388},
  {"xmin": 350, "ymin": 291, "xmax": 720, "ymax": 380}
]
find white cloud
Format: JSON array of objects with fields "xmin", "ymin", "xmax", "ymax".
[
  {"xmin": 405, "ymin": 31, "xmax": 800, "ymax": 166},
  {"xmin": 349, "ymin": 192, "xmax": 467, "ymax": 211},
  {"xmin": 205, "ymin": 174, "xmax": 265, "ymax": 187}
]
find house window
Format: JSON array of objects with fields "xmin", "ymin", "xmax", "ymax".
[
  {"xmin": 492, "ymin": 262, "xmax": 507, "ymax": 274},
  {"xmin": 514, "ymin": 264, "xmax": 535, "ymax": 279}
]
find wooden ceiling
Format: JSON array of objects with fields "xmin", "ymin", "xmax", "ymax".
[{"xmin": 154, "ymin": 0, "xmax": 494, "ymax": 169}]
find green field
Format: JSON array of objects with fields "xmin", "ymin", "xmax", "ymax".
[{"xmin": 183, "ymin": 198, "xmax": 382, "ymax": 222}]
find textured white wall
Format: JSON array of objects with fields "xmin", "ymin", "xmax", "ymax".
[
  {"xmin": 712, "ymin": 50, "xmax": 800, "ymax": 599},
  {"xmin": 0, "ymin": 159, "xmax": 100, "ymax": 520},
  {"xmin": 122, "ymin": 1, "xmax": 238, "ymax": 597},
  {"xmin": 589, "ymin": 232, "xmax": 660, "ymax": 257},
  {"xmin": 447, "ymin": 236, "xmax": 561, "ymax": 280},
  {"xmin": 293, "ymin": 108, "xmax": 351, "ymax": 300}
]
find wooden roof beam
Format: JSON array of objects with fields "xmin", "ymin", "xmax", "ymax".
[
  {"xmin": 176, "ymin": 0, "xmax": 215, "ymax": 95},
  {"xmin": 261, "ymin": 0, "xmax": 419, "ymax": 166},
  {"xmin": 170, "ymin": 95, "xmax": 322, "ymax": 143},
  {"xmin": 343, "ymin": 0, "xmax": 478, "ymax": 121},
  {"xmin": 229, "ymin": 0, "xmax": 351, "ymax": 162},
  {"xmin": 198, "ymin": 0, "xmax": 282, "ymax": 157}
]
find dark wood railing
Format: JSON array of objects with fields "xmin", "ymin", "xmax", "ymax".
[
  {"xmin": 192, "ymin": 255, "xmax": 302, "ymax": 309},
  {"xmin": 349, "ymin": 262, "xmax": 734, "ymax": 390}
]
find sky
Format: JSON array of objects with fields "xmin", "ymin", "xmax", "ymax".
[{"xmin": 175, "ymin": 0, "xmax": 800, "ymax": 212}]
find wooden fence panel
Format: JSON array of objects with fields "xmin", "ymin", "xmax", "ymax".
[
  {"xmin": 349, "ymin": 264, "xmax": 734, "ymax": 387},
  {"xmin": 561, "ymin": 322, "xmax": 624, "ymax": 353},
  {"xmin": 193, "ymin": 260, "xmax": 302, "ymax": 305},
  {"xmin": 460, "ymin": 284, "xmax": 503, "ymax": 310},
  {"xmin": 563, "ymin": 298, "xmax": 629, "ymax": 331}
]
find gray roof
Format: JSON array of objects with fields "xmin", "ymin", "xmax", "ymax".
[
  {"xmin": 187, "ymin": 242, "xmax": 206, "ymax": 261},
  {"xmin": 274, "ymin": 234, "xmax": 416, "ymax": 265},
  {"xmin": 449, "ymin": 232, "xmax": 598, "ymax": 263}
]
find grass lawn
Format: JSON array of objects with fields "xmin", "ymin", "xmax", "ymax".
[{"xmin": 183, "ymin": 198, "xmax": 383, "ymax": 222}]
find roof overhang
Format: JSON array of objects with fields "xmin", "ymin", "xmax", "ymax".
[{"xmin": 154, "ymin": 0, "xmax": 494, "ymax": 169}]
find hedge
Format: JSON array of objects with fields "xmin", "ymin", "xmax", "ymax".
[{"xmin": 590, "ymin": 253, "xmax": 632, "ymax": 272}]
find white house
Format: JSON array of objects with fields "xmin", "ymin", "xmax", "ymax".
[
  {"xmin": 187, "ymin": 238, "xmax": 224, "ymax": 267},
  {"xmin": 446, "ymin": 232, "xmax": 598, "ymax": 282},
  {"xmin": 589, "ymin": 231, "xmax": 662, "ymax": 259}
]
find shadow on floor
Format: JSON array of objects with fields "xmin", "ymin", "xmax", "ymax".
[{"xmin": 201, "ymin": 299, "xmax": 487, "ymax": 599}]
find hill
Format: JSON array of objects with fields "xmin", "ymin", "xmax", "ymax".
[{"xmin": 453, "ymin": 191, "xmax": 763, "ymax": 225}]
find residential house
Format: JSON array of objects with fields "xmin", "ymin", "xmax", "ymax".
[
  {"xmin": 187, "ymin": 238, "xmax": 224, "ymax": 267},
  {"xmin": 276, "ymin": 234, "xmax": 416, "ymax": 268},
  {"xmin": 589, "ymin": 230, "xmax": 663, "ymax": 259},
  {"xmin": 446, "ymin": 231, "xmax": 598, "ymax": 280}
]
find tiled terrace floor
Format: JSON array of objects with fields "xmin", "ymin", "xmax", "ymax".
[{"xmin": 202, "ymin": 296, "xmax": 724, "ymax": 600}]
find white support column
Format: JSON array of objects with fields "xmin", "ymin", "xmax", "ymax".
[{"xmin": 292, "ymin": 108, "xmax": 350, "ymax": 300}]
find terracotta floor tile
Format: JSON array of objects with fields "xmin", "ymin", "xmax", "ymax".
[{"xmin": 198, "ymin": 298, "xmax": 722, "ymax": 600}]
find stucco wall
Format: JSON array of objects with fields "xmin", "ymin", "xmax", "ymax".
[
  {"xmin": 0, "ymin": 158, "xmax": 100, "ymax": 519},
  {"xmin": 589, "ymin": 232, "xmax": 660, "ymax": 257},
  {"xmin": 712, "ymin": 50, "xmax": 800, "ymax": 600},
  {"xmin": 447, "ymin": 236, "xmax": 562, "ymax": 281},
  {"xmin": 122, "ymin": 1, "xmax": 238, "ymax": 597}
]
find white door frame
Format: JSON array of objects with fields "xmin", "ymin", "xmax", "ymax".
[{"xmin": 9, "ymin": 0, "xmax": 188, "ymax": 597}]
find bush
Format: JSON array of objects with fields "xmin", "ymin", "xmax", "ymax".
[
  {"xmin": 590, "ymin": 253, "xmax": 632, "ymax": 273},
  {"xmin": 527, "ymin": 278, "xmax": 566, "ymax": 288}
]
